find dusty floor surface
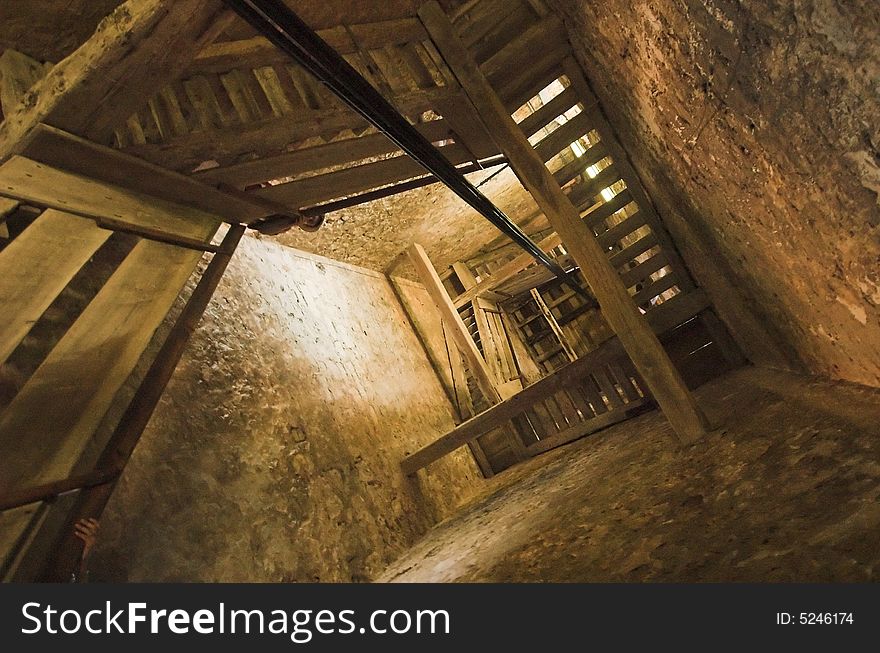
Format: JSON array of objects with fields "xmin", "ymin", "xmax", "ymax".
[{"xmin": 380, "ymin": 366, "xmax": 880, "ymax": 582}]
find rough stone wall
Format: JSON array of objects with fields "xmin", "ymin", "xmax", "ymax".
[
  {"xmin": 550, "ymin": 0, "xmax": 880, "ymax": 387},
  {"xmin": 91, "ymin": 236, "xmax": 481, "ymax": 582}
]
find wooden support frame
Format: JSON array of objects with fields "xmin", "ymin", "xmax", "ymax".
[
  {"xmin": 418, "ymin": 1, "xmax": 708, "ymax": 443},
  {"xmin": 408, "ymin": 243, "xmax": 502, "ymax": 405},
  {"xmin": 0, "ymin": 0, "xmax": 232, "ymax": 158},
  {"xmin": 36, "ymin": 224, "xmax": 246, "ymax": 582},
  {"xmin": 401, "ymin": 337, "xmax": 641, "ymax": 474}
]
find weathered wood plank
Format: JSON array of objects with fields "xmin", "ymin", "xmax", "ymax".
[
  {"xmin": 18, "ymin": 124, "xmax": 268, "ymax": 222},
  {"xmin": 123, "ymin": 86, "xmax": 461, "ymax": 171},
  {"xmin": 516, "ymin": 85, "xmax": 578, "ymax": 138},
  {"xmin": 401, "ymin": 337, "xmax": 624, "ymax": 474},
  {"xmin": 0, "ymin": 210, "xmax": 110, "ymax": 367},
  {"xmin": 0, "ymin": 0, "xmax": 231, "ymax": 157},
  {"xmin": 189, "ymin": 18, "xmax": 430, "ymax": 75},
  {"xmin": 419, "ymin": 1, "xmax": 708, "ymax": 443},
  {"xmin": 195, "ymin": 119, "xmax": 452, "ymax": 188},
  {"xmin": 408, "ymin": 243, "xmax": 502, "ymax": 406},
  {"xmin": 0, "ymin": 156, "xmax": 226, "ymax": 237},
  {"xmin": 253, "ymin": 143, "xmax": 473, "ymax": 209}
]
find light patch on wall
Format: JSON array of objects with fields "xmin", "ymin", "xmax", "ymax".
[{"xmin": 836, "ymin": 295, "xmax": 868, "ymax": 326}]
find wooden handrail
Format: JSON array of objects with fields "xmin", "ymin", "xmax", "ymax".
[{"xmin": 402, "ymin": 338, "xmax": 624, "ymax": 475}]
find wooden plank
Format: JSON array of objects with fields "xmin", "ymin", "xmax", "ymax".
[
  {"xmin": 0, "ymin": 231, "xmax": 216, "ymax": 494},
  {"xmin": 0, "ymin": 156, "xmax": 226, "ymax": 238},
  {"xmin": 408, "ymin": 244, "xmax": 502, "ymax": 406},
  {"xmin": 596, "ymin": 211, "xmax": 647, "ymax": 249},
  {"xmin": 0, "ymin": 0, "xmax": 232, "ymax": 156},
  {"xmin": 530, "ymin": 289, "xmax": 578, "ymax": 362},
  {"xmin": 526, "ymin": 399, "xmax": 645, "ymax": 455},
  {"xmin": 401, "ymin": 337, "xmax": 624, "ymax": 474},
  {"xmin": 17, "ymin": 124, "xmax": 269, "ymax": 223},
  {"xmin": 0, "ymin": 210, "xmax": 110, "ymax": 367},
  {"xmin": 480, "ymin": 16, "xmax": 566, "ymax": 82},
  {"xmin": 0, "ymin": 50, "xmax": 50, "ymax": 117},
  {"xmin": 220, "ymin": 69, "xmax": 262, "ymax": 123},
  {"xmin": 566, "ymin": 164, "xmax": 623, "ymax": 210},
  {"xmin": 620, "ymin": 252, "xmax": 671, "ymax": 289},
  {"xmin": 554, "ymin": 142, "xmax": 610, "ymax": 187},
  {"xmin": 122, "ymin": 86, "xmax": 460, "ymax": 171},
  {"xmin": 254, "ymin": 143, "xmax": 473, "ymax": 208},
  {"xmin": 517, "ymin": 85, "xmax": 579, "ymax": 138},
  {"xmin": 643, "ymin": 289, "xmax": 711, "ymax": 335},
  {"xmin": 584, "ymin": 188, "xmax": 634, "ymax": 230},
  {"xmin": 253, "ymin": 66, "xmax": 294, "ymax": 116},
  {"xmin": 419, "ymin": 1, "xmax": 708, "ymax": 443},
  {"xmin": 609, "ymin": 232, "xmax": 658, "ymax": 269},
  {"xmin": 632, "ymin": 271, "xmax": 679, "ymax": 306},
  {"xmin": 454, "ymin": 232, "xmax": 562, "ymax": 308},
  {"xmin": 534, "ymin": 105, "xmax": 597, "ymax": 163},
  {"xmin": 195, "ymin": 119, "xmax": 453, "ymax": 188},
  {"xmin": 189, "ymin": 18, "xmax": 430, "ymax": 75}
]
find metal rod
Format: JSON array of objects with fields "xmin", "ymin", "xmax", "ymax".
[{"xmin": 221, "ymin": 0, "xmax": 578, "ymax": 287}]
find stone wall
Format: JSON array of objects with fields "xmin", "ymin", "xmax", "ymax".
[
  {"xmin": 550, "ymin": 0, "xmax": 880, "ymax": 387},
  {"xmin": 91, "ymin": 236, "xmax": 481, "ymax": 581}
]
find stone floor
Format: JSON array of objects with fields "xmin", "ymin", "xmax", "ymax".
[{"xmin": 379, "ymin": 366, "xmax": 880, "ymax": 582}]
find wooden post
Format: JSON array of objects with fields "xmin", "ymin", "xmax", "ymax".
[
  {"xmin": 408, "ymin": 243, "xmax": 502, "ymax": 405},
  {"xmin": 38, "ymin": 224, "xmax": 245, "ymax": 582},
  {"xmin": 418, "ymin": 1, "xmax": 708, "ymax": 443}
]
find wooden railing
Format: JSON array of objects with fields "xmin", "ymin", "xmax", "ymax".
[{"xmin": 402, "ymin": 338, "xmax": 651, "ymax": 475}]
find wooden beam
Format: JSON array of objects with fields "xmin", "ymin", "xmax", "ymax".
[
  {"xmin": 0, "ymin": 210, "xmax": 110, "ymax": 367},
  {"xmin": 189, "ymin": 19, "xmax": 430, "ymax": 75},
  {"xmin": 253, "ymin": 143, "xmax": 473, "ymax": 209},
  {"xmin": 195, "ymin": 119, "xmax": 453, "ymax": 188},
  {"xmin": 407, "ymin": 243, "xmax": 502, "ymax": 405},
  {"xmin": 418, "ymin": 1, "xmax": 708, "ymax": 443},
  {"xmin": 453, "ymin": 232, "xmax": 562, "ymax": 308},
  {"xmin": 40, "ymin": 224, "xmax": 245, "ymax": 582},
  {"xmin": 0, "ymin": 0, "xmax": 231, "ymax": 157},
  {"xmin": 123, "ymin": 86, "xmax": 460, "ymax": 171},
  {"xmin": 0, "ymin": 156, "xmax": 224, "ymax": 240},
  {"xmin": 401, "ymin": 337, "xmax": 624, "ymax": 474},
  {"xmin": 18, "ymin": 124, "xmax": 270, "ymax": 223}
]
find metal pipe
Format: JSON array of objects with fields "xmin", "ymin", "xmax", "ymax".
[{"xmin": 221, "ymin": 0, "xmax": 581, "ymax": 288}]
